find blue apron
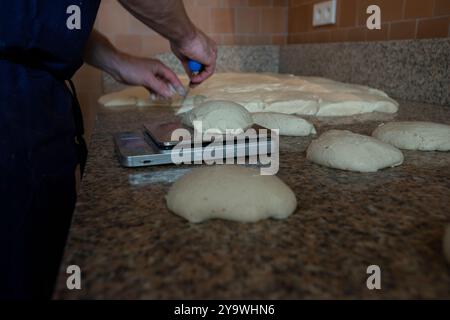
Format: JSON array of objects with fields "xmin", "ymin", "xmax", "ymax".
[{"xmin": 0, "ymin": 0, "xmax": 100, "ymax": 298}]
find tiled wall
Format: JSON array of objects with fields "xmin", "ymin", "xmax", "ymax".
[
  {"xmin": 288, "ymin": 0, "xmax": 450, "ymax": 43},
  {"xmin": 95, "ymin": 0, "xmax": 288, "ymax": 56}
]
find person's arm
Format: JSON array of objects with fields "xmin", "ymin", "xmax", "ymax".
[
  {"xmin": 119, "ymin": 0, "xmax": 217, "ymax": 85},
  {"xmin": 83, "ymin": 30, "xmax": 185, "ymax": 98}
]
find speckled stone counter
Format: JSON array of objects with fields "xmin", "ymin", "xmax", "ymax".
[{"xmin": 54, "ymin": 99, "xmax": 450, "ymax": 299}]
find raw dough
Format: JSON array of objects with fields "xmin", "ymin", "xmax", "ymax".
[
  {"xmin": 177, "ymin": 73, "xmax": 399, "ymax": 117},
  {"xmin": 252, "ymin": 112, "xmax": 316, "ymax": 136},
  {"xmin": 166, "ymin": 165, "xmax": 297, "ymax": 223},
  {"xmin": 98, "ymin": 87, "xmax": 154, "ymax": 107},
  {"xmin": 98, "ymin": 77, "xmax": 190, "ymax": 107},
  {"xmin": 186, "ymin": 100, "xmax": 253, "ymax": 134},
  {"xmin": 444, "ymin": 225, "xmax": 450, "ymax": 265},
  {"xmin": 307, "ymin": 130, "xmax": 404, "ymax": 172},
  {"xmin": 372, "ymin": 121, "xmax": 450, "ymax": 151}
]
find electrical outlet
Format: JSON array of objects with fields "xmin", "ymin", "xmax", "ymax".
[{"xmin": 312, "ymin": 0, "xmax": 337, "ymax": 27}]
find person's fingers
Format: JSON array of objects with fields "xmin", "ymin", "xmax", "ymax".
[
  {"xmin": 145, "ymin": 89, "xmax": 162, "ymax": 102},
  {"xmin": 155, "ymin": 62, "xmax": 186, "ymax": 96},
  {"xmin": 190, "ymin": 63, "xmax": 216, "ymax": 85},
  {"xmin": 142, "ymin": 73, "xmax": 173, "ymax": 98},
  {"xmin": 170, "ymin": 47, "xmax": 193, "ymax": 84}
]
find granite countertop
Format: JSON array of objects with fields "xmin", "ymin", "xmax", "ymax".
[{"xmin": 54, "ymin": 100, "xmax": 450, "ymax": 299}]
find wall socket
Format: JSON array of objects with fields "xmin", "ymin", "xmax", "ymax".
[{"xmin": 312, "ymin": 0, "xmax": 337, "ymax": 27}]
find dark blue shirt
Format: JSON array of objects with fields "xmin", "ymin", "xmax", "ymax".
[
  {"xmin": 0, "ymin": 0, "xmax": 100, "ymax": 78},
  {"xmin": 0, "ymin": 0, "xmax": 101, "ymax": 298}
]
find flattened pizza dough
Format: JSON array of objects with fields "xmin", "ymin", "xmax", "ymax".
[
  {"xmin": 98, "ymin": 80, "xmax": 189, "ymax": 107},
  {"xmin": 372, "ymin": 121, "xmax": 450, "ymax": 151},
  {"xmin": 177, "ymin": 73, "xmax": 399, "ymax": 117},
  {"xmin": 98, "ymin": 87, "xmax": 153, "ymax": 107},
  {"xmin": 252, "ymin": 112, "xmax": 316, "ymax": 136},
  {"xmin": 166, "ymin": 165, "xmax": 297, "ymax": 223},
  {"xmin": 307, "ymin": 130, "xmax": 404, "ymax": 172}
]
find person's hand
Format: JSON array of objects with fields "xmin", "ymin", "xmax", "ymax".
[
  {"xmin": 170, "ymin": 28, "xmax": 217, "ymax": 87},
  {"xmin": 112, "ymin": 53, "xmax": 186, "ymax": 99}
]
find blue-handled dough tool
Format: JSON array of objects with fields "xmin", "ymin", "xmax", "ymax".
[{"xmin": 182, "ymin": 59, "xmax": 203, "ymax": 101}]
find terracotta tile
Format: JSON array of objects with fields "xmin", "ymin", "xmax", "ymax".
[
  {"xmin": 261, "ymin": 7, "xmax": 287, "ymax": 33},
  {"xmin": 404, "ymin": 0, "xmax": 433, "ymax": 19},
  {"xmin": 114, "ymin": 34, "xmax": 143, "ymax": 55},
  {"xmin": 290, "ymin": 0, "xmax": 312, "ymax": 6},
  {"xmin": 434, "ymin": 0, "xmax": 450, "ymax": 16},
  {"xmin": 142, "ymin": 35, "xmax": 170, "ymax": 56},
  {"xmin": 222, "ymin": 0, "xmax": 248, "ymax": 7},
  {"xmin": 357, "ymin": 0, "xmax": 404, "ymax": 25},
  {"xmin": 235, "ymin": 8, "xmax": 260, "ymax": 33},
  {"xmin": 195, "ymin": 0, "xmax": 221, "ymax": 6},
  {"xmin": 310, "ymin": 31, "xmax": 332, "ymax": 43},
  {"xmin": 417, "ymin": 16, "xmax": 449, "ymax": 39},
  {"xmin": 128, "ymin": 17, "xmax": 157, "ymax": 35},
  {"xmin": 389, "ymin": 20, "xmax": 416, "ymax": 40},
  {"xmin": 339, "ymin": 0, "xmax": 357, "ymax": 27},
  {"xmin": 366, "ymin": 23, "xmax": 389, "ymax": 41},
  {"xmin": 96, "ymin": 0, "xmax": 130, "ymax": 34},
  {"xmin": 234, "ymin": 35, "xmax": 249, "ymax": 44},
  {"xmin": 222, "ymin": 34, "xmax": 238, "ymax": 45},
  {"xmin": 246, "ymin": 34, "xmax": 272, "ymax": 44},
  {"xmin": 72, "ymin": 65, "xmax": 102, "ymax": 93},
  {"xmin": 271, "ymin": 34, "xmax": 287, "ymax": 44},
  {"xmin": 185, "ymin": 6, "xmax": 211, "ymax": 32},
  {"xmin": 330, "ymin": 29, "xmax": 349, "ymax": 42},
  {"xmin": 211, "ymin": 8, "xmax": 235, "ymax": 33},
  {"xmin": 287, "ymin": 33, "xmax": 308, "ymax": 43},
  {"xmin": 248, "ymin": 0, "xmax": 273, "ymax": 6},
  {"xmin": 288, "ymin": 4, "xmax": 310, "ymax": 33},
  {"xmin": 287, "ymin": 33, "xmax": 300, "ymax": 44},
  {"xmin": 301, "ymin": 32, "xmax": 315, "ymax": 43},
  {"xmin": 207, "ymin": 34, "xmax": 223, "ymax": 45},
  {"xmin": 348, "ymin": 26, "xmax": 366, "ymax": 41},
  {"xmin": 273, "ymin": 0, "xmax": 289, "ymax": 7}
]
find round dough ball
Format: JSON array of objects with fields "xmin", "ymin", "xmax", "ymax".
[
  {"xmin": 372, "ymin": 121, "xmax": 450, "ymax": 151},
  {"xmin": 251, "ymin": 112, "xmax": 316, "ymax": 136},
  {"xmin": 166, "ymin": 165, "xmax": 297, "ymax": 223},
  {"xmin": 187, "ymin": 100, "xmax": 253, "ymax": 134},
  {"xmin": 177, "ymin": 95, "xmax": 207, "ymax": 115},
  {"xmin": 307, "ymin": 130, "xmax": 404, "ymax": 172},
  {"xmin": 444, "ymin": 225, "xmax": 450, "ymax": 265}
]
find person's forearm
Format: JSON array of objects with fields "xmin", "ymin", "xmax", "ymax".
[
  {"xmin": 119, "ymin": 0, "xmax": 196, "ymax": 45},
  {"xmin": 82, "ymin": 29, "xmax": 124, "ymax": 80},
  {"xmin": 82, "ymin": 29, "xmax": 185, "ymax": 98}
]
